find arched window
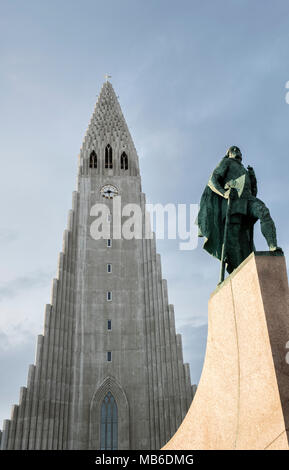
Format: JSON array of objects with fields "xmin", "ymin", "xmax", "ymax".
[
  {"xmin": 120, "ymin": 152, "xmax": 128, "ymax": 170},
  {"xmin": 100, "ymin": 392, "xmax": 118, "ymax": 450},
  {"xmin": 89, "ymin": 151, "xmax": 97, "ymax": 169},
  {"xmin": 105, "ymin": 145, "xmax": 113, "ymax": 169}
]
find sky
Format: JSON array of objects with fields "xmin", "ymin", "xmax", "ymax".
[{"xmin": 1, "ymin": 0, "xmax": 289, "ymax": 427}]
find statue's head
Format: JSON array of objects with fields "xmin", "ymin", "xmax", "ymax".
[{"xmin": 226, "ymin": 146, "xmax": 242, "ymax": 161}]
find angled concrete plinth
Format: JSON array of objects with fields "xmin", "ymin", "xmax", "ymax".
[{"xmin": 164, "ymin": 252, "xmax": 289, "ymax": 450}]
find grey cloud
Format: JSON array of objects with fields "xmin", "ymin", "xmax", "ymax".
[
  {"xmin": 0, "ymin": 270, "xmax": 53, "ymax": 301},
  {"xmin": 0, "ymin": 229, "xmax": 18, "ymax": 244}
]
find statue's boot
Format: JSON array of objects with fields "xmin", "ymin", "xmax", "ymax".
[
  {"xmin": 260, "ymin": 215, "xmax": 282, "ymax": 252},
  {"xmin": 248, "ymin": 199, "xmax": 282, "ymax": 252}
]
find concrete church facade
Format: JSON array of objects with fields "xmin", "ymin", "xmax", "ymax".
[{"xmin": 1, "ymin": 81, "xmax": 193, "ymax": 450}]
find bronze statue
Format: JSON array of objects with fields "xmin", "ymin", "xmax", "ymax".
[{"xmin": 197, "ymin": 146, "xmax": 282, "ymax": 282}]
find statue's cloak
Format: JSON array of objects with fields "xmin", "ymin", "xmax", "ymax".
[
  {"xmin": 197, "ymin": 185, "xmax": 226, "ymax": 261},
  {"xmin": 197, "ymin": 185, "xmax": 257, "ymax": 270}
]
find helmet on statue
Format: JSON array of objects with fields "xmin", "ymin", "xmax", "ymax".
[{"xmin": 226, "ymin": 146, "xmax": 242, "ymax": 161}]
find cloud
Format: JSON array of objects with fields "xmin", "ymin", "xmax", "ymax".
[
  {"xmin": 0, "ymin": 326, "xmax": 34, "ymax": 353},
  {"xmin": 0, "ymin": 229, "xmax": 18, "ymax": 244},
  {"xmin": 0, "ymin": 270, "xmax": 52, "ymax": 301}
]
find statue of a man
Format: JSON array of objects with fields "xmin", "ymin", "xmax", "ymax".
[{"xmin": 197, "ymin": 146, "xmax": 281, "ymax": 275}]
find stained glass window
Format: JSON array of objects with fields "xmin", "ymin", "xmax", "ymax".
[
  {"xmin": 100, "ymin": 392, "xmax": 118, "ymax": 450},
  {"xmin": 105, "ymin": 145, "xmax": 113, "ymax": 169},
  {"xmin": 120, "ymin": 152, "xmax": 128, "ymax": 170}
]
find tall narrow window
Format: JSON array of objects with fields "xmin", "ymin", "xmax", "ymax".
[
  {"xmin": 100, "ymin": 392, "xmax": 118, "ymax": 450},
  {"xmin": 107, "ymin": 291, "xmax": 112, "ymax": 301},
  {"xmin": 108, "ymin": 320, "xmax": 112, "ymax": 330},
  {"xmin": 120, "ymin": 152, "xmax": 128, "ymax": 170},
  {"xmin": 89, "ymin": 151, "xmax": 97, "ymax": 169},
  {"xmin": 107, "ymin": 239, "xmax": 111, "ymax": 248},
  {"xmin": 105, "ymin": 144, "xmax": 113, "ymax": 169},
  {"xmin": 107, "ymin": 264, "xmax": 112, "ymax": 273},
  {"xmin": 107, "ymin": 351, "xmax": 112, "ymax": 362}
]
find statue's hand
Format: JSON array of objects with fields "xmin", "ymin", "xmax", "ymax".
[
  {"xmin": 230, "ymin": 188, "xmax": 238, "ymax": 200},
  {"xmin": 224, "ymin": 188, "xmax": 238, "ymax": 200}
]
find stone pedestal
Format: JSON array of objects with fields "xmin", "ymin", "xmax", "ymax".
[{"xmin": 163, "ymin": 252, "xmax": 289, "ymax": 450}]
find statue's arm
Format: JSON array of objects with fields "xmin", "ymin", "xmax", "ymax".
[
  {"xmin": 247, "ymin": 165, "xmax": 258, "ymax": 196},
  {"xmin": 207, "ymin": 159, "xmax": 229, "ymax": 197}
]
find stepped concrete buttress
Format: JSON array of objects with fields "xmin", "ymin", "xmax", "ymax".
[{"xmin": 164, "ymin": 252, "xmax": 289, "ymax": 450}]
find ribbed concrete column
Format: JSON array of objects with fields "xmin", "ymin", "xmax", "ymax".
[
  {"xmin": 28, "ymin": 334, "xmax": 44, "ymax": 449},
  {"xmin": 161, "ymin": 279, "xmax": 176, "ymax": 439},
  {"xmin": 7, "ymin": 405, "xmax": 18, "ymax": 449},
  {"xmin": 1, "ymin": 420, "xmax": 10, "ymax": 450},
  {"xmin": 14, "ymin": 387, "xmax": 27, "ymax": 449},
  {"xmin": 65, "ymin": 191, "xmax": 78, "ymax": 449},
  {"xmin": 147, "ymin": 236, "xmax": 160, "ymax": 449},
  {"xmin": 42, "ymin": 279, "xmax": 58, "ymax": 449},
  {"xmin": 35, "ymin": 305, "xmax": 51, "ymax": 449},
  {"xmin": 141, "ymin": 195, "xmax": 154, "ymax": 450},
  {"xmin": 176, "ymin": 334, "xmax": 187, "ymax": 420},
  {"xmin": 150, "ymin": 248, "xmax": 165, "ymax": 447},
  {"xmin": 184, "ymin": 363, "xmax": 193, "ymax": 409},
  {"xmin": 21, "ymin": 364, "xmax": 35, "ymax": 449},
  {"xmin": 170, "ymin": 306, "xmax": 183, "ymax": 428},
  {"xmin": 155, "ymin": 255, "xmax": 172, "ymax": 445}
]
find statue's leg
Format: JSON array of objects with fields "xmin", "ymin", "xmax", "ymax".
[
  {"xmin": 226, "ymin": 222, "xmax": 243, "ymax": 273},
  {"xmin": 247, "ymin": 199, "xmax": 277, "ymax": 249}
]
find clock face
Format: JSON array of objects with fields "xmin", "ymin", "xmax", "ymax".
[{"xmin": 100, "ymin": 184, "xmax": 119, "ymax": 199}]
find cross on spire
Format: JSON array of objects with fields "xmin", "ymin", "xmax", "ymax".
[{"xmin": 104, "ymin": 73, "xmax": 112, "ymax": 82}]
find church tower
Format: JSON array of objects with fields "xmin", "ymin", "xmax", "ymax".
[{"xmin": 1, "ymin": 81, "xmax": 193, "ymax": 450}]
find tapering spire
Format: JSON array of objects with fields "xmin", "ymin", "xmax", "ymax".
[
  {"xmin": 79, "ymin": 81, "xmax": 139, "ymax": 177},
  {"xmin": 81, "ymin": 81, "xmax": 136, "ymax": 155}
]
